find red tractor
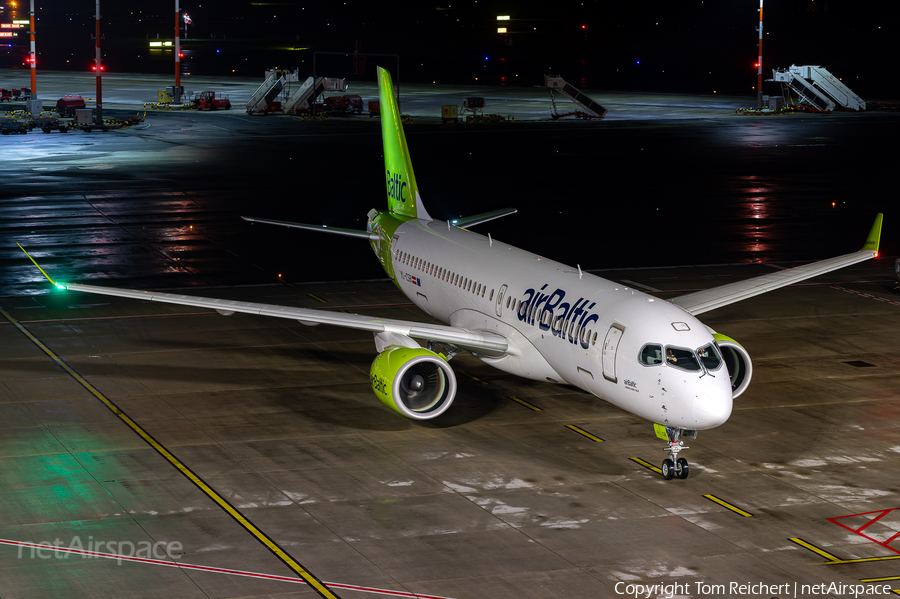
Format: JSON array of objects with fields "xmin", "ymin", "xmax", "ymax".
[{"xmin": 192, "ymin": 91, "xmax": 231, "ymax": 110}]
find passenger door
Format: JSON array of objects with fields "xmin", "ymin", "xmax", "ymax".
[{"xmin": 601, "ymin": 324, "xmax": 626, "ymax": 383}]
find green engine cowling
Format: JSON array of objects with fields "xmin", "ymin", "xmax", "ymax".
[
  {"xmin": 370, "ymin": 345, "xmax": 457, "ymax": 420},
  {"xmin": 713, "ymin": 333, "xmax": 753, "ymax": 398}
]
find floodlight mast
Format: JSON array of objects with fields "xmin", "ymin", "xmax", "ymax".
[
  {"xmin": 28, "ymin": 0, "xmax": 35, "ymax": 95},
  {"xmin": 175, "ymin": 0, "xmax": 181, "ymax": 100},
  {"xmin": 95, "ymin": 0, "xmax": 102, "ymax": 124},
  {"xmin": 756, "ymin": 0, "xmax": 764, "ymax": 108}
]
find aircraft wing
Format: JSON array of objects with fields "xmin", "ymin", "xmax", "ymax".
[
  {"xmin": 672, "ymin": 213, "xmax": 883, "ymax": 316},
  {"xmin": 49, "ymin": 282, "xmax": 510, "ymax": 356}
]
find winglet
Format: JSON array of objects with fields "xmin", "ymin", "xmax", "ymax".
[
  {"xmin": 17, "ymin": 243, "xmax": 66, "ymax": 290},
  {"xmin": 861, "ymin": 213, "xmax": 883, "ymax": 255}
]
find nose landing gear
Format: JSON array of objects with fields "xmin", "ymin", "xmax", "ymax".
[{"xmin": 656, "ymin": 425, "xmax": 696, "ymax": 480}]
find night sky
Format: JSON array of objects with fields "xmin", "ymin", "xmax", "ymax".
[{"xmin": 2, "ymin": 0, "xmax": 898, "ymax": 96}]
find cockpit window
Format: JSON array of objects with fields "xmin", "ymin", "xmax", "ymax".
[
  {"xmin": 664, "ymin": 346, "xmax": 701, "ymax": 372},
  {"xmin": 639, "ymin": 344, "xmax": 663, "ymax": 366},
  {"xmin": 697, "ymin": 343, "xmax": 722, "ymax": 371}
]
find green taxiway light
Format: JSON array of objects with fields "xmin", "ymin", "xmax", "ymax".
[{"xmin": 56, "ymin": 283, "xmax": 67, "ymax": 290}]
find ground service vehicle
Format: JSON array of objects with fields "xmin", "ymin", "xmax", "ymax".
[
  {"xmin": 192, "ymin": 91, "xmax": 231, "ymax": 110},
  {"xmin": 56, "ymin": 95, "xmax": 86, "ymax": 117}
]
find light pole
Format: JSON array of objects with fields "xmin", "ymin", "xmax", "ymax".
[
  {"xmin": 24, "ymin": 0, "xmax": 42, "ymax": 115},
  {"xmin": 756, "ymin": 0, "xmax": 764, "ymax": 108},
  {"xmin": 95, "ymin": 0, "xmax": 102, "ymax": 124},
  {"xmin": 28, "ymin": 0, "xmax": 35, "ymax": 94},
  {"xmin": 174, "ymin": 0, "xmax": 181, "ymax": 103}
]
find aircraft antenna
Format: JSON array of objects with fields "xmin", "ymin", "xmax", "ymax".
[
  {"xmin": 488, "ymin": 233, "xmax": 493, "ymax": 247},
  {"xmin": 578, "ymin": 264, "xmax": 583, "ymax": 280}
]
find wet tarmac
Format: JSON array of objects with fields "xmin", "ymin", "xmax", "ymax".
[{"xmin": 1, "ymin": 70, "xmax": 899, "ymax": 599}]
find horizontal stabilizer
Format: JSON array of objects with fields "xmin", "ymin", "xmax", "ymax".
[
  {"xmin": 242, "ymin": 216, "xmax": 378, "ymax": 240},
  {"xmin": 453, "ymin": 208, "xmax": 517, "ymax": 229}
]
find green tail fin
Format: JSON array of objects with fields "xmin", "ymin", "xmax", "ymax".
[
  {"xmin": 861, "ymin": 212, "xmax": 883, "ymax": 254},
  {"xmin": 378, "ymin": 66, "xmax": 431, "ymax": 220}
]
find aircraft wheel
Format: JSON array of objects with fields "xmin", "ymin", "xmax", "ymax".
[
  {"xmin": 662, "ymin": 459, "xmax": 675, "ymax": 480},
  {"xmin": 676, "ymin": 458, "xmax": 689, "ymax": 479}
]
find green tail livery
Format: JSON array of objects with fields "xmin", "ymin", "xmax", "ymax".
[{"xmin": 378, "ymin": 66, "xmax": 432, "ymax": 221}]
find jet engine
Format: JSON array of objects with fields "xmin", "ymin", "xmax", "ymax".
[
  {"xmin": 713, "ymin": 334, "xmax": 752, "ymax": 398},
  {"xmin": 370, "ymin": 346, "xmax": 457, "ymax": 419}
]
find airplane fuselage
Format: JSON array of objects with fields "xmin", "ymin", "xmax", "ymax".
[{"xmin": 374, "ymin": 214, "xmax": 734, "ymax": 431}]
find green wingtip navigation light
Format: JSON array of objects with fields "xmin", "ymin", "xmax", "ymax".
[{"xmin": 16, "ymin": 242, "xmax": 65, "ymax": 290}]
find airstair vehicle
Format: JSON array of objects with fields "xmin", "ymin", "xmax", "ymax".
[
  {"xmin": 245, "ymin": 72, "xmax": 285, "ymax": 114},
  {"xmin": 772, "ymin": 65, "xmax": 866, "ymax": 112},
  {"xmin": 283, "ymin": 77, "xmax": 347, "ymax": 114},
  {"xmin": 543, "ymin": 74, "xmax": 608, "ymax": 119}
]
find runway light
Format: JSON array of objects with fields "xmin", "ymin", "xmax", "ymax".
[
  {"xmin": 56, "ymin": 283, "xmax": 67, "ymax": 290},
  {"xmin": 832, "ymin": 202, "xmax": 836, "ymax": 207}
]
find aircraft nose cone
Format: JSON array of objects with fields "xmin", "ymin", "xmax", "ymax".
[{"xmin": 692, "ymin": 384, "xmax": 733, "ymax": 429}]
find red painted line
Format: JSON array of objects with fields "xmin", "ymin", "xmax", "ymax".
[
  {"xmin": 0, "ymin": 538, "xmax": 455, "ymax": 599},
  {"xmin": 828, "ymin": 507, "xmax": 900, "ymax": 555},
  {"xmin": 832, "ymin": 286, "xmax": 900, "ymax": 308}
]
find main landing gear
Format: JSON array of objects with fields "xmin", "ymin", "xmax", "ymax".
[{"xmin": 657, "ymin": 425, "xmax": 697, "ymax": 480}]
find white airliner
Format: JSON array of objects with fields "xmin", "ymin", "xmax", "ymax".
[{"xmin": 21, "ymin": 67, "xmax": 883, "ymax": 480}]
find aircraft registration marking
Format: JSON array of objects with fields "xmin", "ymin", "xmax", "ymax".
[{"xmin": 0, "ymin": 306, "xmax": 341, "ymax": 599}]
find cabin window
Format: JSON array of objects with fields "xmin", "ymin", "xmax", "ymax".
[
  {"xmin": 639, "ymin": 344, "xmax": 663, "ymax": 366},
  {"xmin": 592, "ymin": 332, "xmax": 598, "ymax": 345},
  {"xmin": 482, "ymin": 287, "xmax": 486, "ymax": 298},
  {"xmin": 506, "ymin": 296, "xmax": 511, "ymax": 309},
  {"xmin": 664, "ymin": 346, "xmax": 701, "ymax": 372},
  {"xmin": 489, "ymin": 289, "xmax": 494, "ymax": 301},
  {"xmin": 541, "ymin": 311, "xmax": 552, "ymax": 327}
]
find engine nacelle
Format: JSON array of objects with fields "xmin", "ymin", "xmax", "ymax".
[
  {"xmin": 370, "ymin": 346, "xmax": 457, "ymax": 420},
  {"xmin": 713, "ymin": 334, "xmax": 753, "ymax": 399}
]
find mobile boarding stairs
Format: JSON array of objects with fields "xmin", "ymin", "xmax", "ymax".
[
  {"xmin": 771, "ymin": 65, "xmax": 866, "ymax": 112},
  {"xmin": 245, "ymin": 70, "xmax": 347, "ymax": 115},
  {"xmin": 543, "ymin": 74, "xmax": 608, "ymax": 120}
]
